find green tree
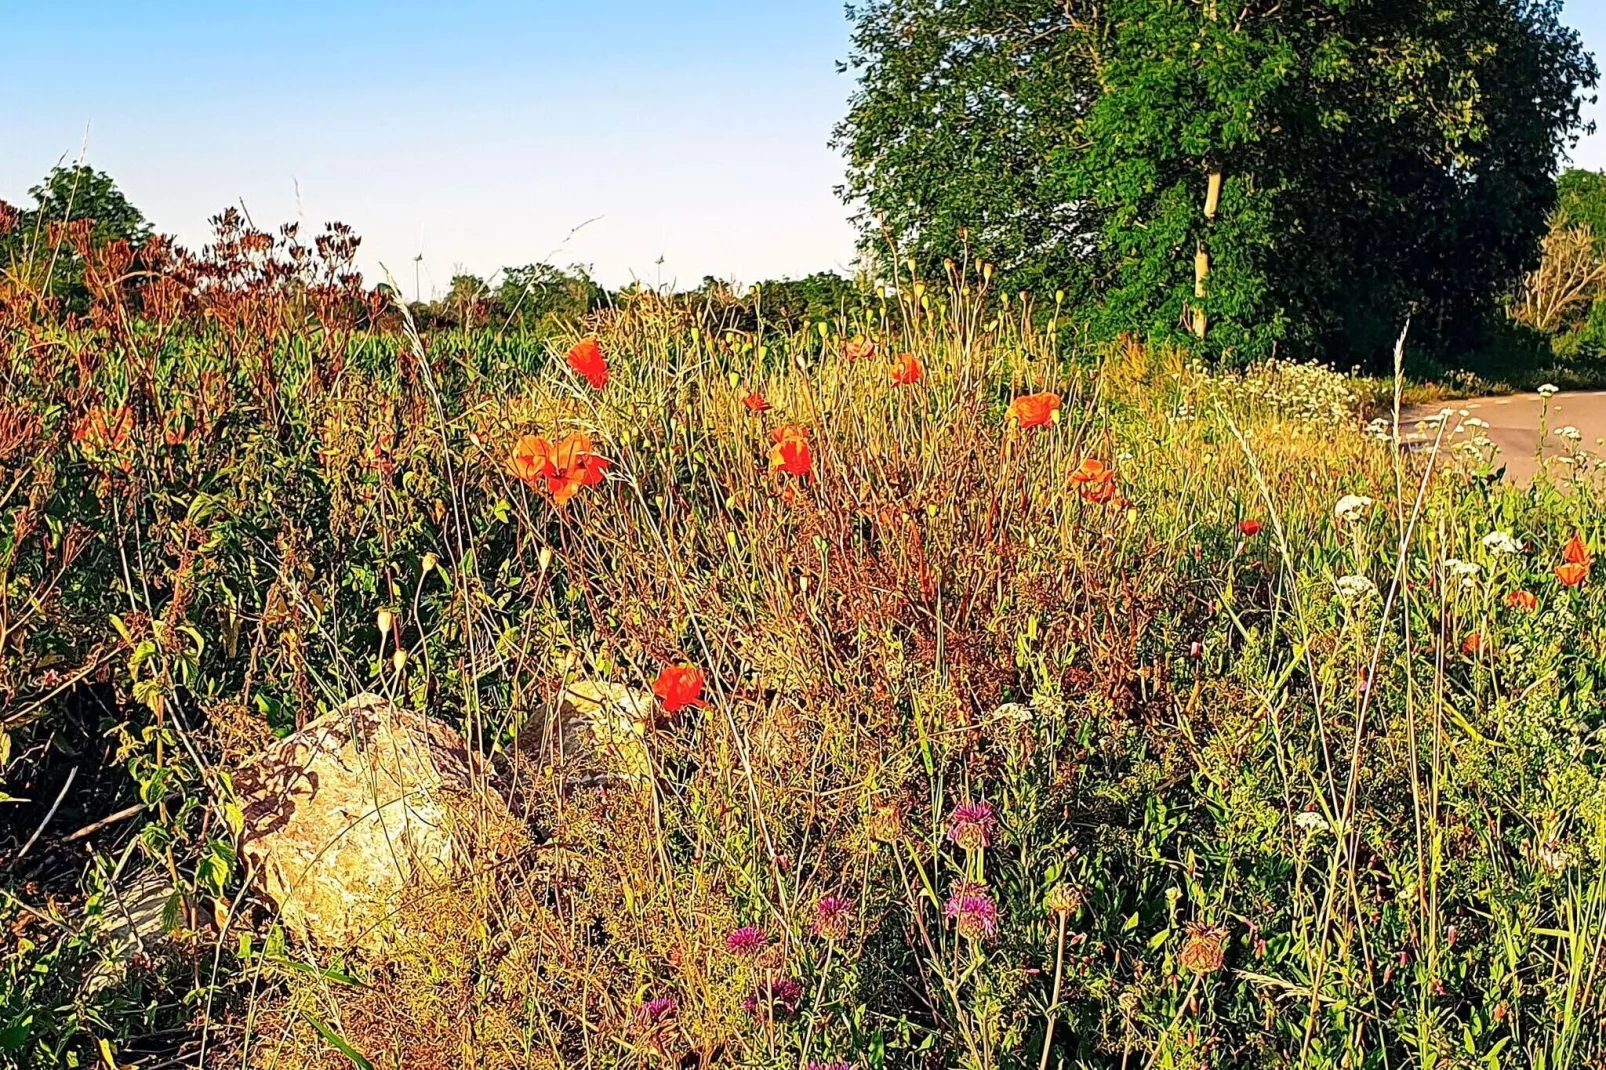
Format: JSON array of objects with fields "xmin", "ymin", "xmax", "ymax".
[
  {"xmin": 2, "ymin": 165, "xmax": 152, "ymax": 309},
  {"xmin": 1556, "ymin": 167, "xmax": 1606, "ymax": 241},
  {"xmin": 838, "ymin": 0, "xmax": 1597, "ymax": 368},
  {"xmin": 493, "ymin": 262, "xmax": 604, "ymax": 333}
]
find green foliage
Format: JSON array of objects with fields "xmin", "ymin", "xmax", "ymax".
[
  {"xmin": 1, "ymin": 166, "xmax": 151, "ymax": 311},
  {"xmin": 832, "ymin": 0, "xmax": 1099, "ymax": 298},
  {"xmin": 1556, "ymin": 167, "xmax": 1606, "ymax": 241},
  {"xmin": 838, "ymin": 0, "xmax": 1598, "ymax": 369},
  {"xmin": 409, "ymin": 263, "xmax": 605, "ymax": 333},
  {"xmin": 494, "ymin": 262, "xmax": 605, "ymax": 332},
  {"xmin": 685, "ymin": 271, "xmax": 866, "ymax": 334}
]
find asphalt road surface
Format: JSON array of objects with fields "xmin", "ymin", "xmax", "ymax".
[{"xmin": 1399, "ymin": 390, "xmax": 1606, "ymax": 483}]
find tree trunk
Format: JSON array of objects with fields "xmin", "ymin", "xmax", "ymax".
[{"xmin": 1193, "ymin": 170, "xmax": 1222, "ymax": 339}]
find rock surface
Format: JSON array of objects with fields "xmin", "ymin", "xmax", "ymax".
[
  {"xmin": 234, "ymin": 693, "xmax": 519, "ymax": 949},
  {"xmin": 516, "ymin": 680, "xmax": 655, "ymax": 786}
]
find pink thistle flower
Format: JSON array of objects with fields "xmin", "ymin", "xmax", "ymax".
[
  {"xmin": 813, "ymin": 895, "xmax": 854, "ymax": 943},
  {"xmin": 944, "ymin": 882, "xmax": 999, "ymax": 941},
  {"xmin": 725, "ymin": 925, "xmax": 770, "ymax": 957},
  {"xmin": 946, "ymin": 801, "xmax": 997, "ymax": 851},
  {"xmin": 742, "ymin": 977, "xmax": 803, "ymax": 1020},
  {"xmin": 635, "ymin": 996, "xmax": 677, "ymax": 1026}
]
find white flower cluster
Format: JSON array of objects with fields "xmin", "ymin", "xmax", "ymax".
[
  {"xmin": 1334, "ymin": 494, "xmax": 1373, "ymax": 521},
  {"xmin": 1195, "ymin": 360, "xmax": 1358, "ymax": 427},
  {"xmin": 1482, "ymin": 531, "xmax": 1523, "ymax": 555},
  {"xmin": 1335, "ymin": 574, "xmax": 1379, "ymax": 601}
]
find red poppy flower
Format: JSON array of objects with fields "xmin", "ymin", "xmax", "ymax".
[
  {"xmin": 1238, "ymin": 519, "xmax": 1263, "ymax": 537},
  {"xmin": 1461, "ymin": 632, "xmax": 1487, "ymax": 656},
  {"xmin": 769, "ymin": 424, "xmax": 813, "ymax": 479},
  {"xmin": 1556, "ymin": 562, "xmax": 1588, "ymax": 587},
  {"xmin": 1070, "ymin": 458, "xmax": 1117, "ymax": 503},
  {"xmin": 510, "ymin": 431, "xmax": 610, "ymax": 507},
  {"xmin": 1007, "ymin": 392, "xmax": 1061, "ymax": 430},
  {"xmin": 890, "ymin": 352, "xmax": 923, "ymax": 386},
  {"xmin": 1505, "ymin": 589, "xmax": 1538, "ymax": 612},
  {"xmin": 510, "ymin": 434, "xmax": 548, "ymax": 485},
  {"xmin": 566, "ymin": 337, "xmax": 609, "ymax": 390},
  {"xmin": 843, "ymin": 336, "xmax": 877, "ymax": 362},
  {"xmin": 1563, "ymin": 532, "xmax": 1592, "ymax": 566},
  {"xmin": 653, "ymin": 664, "xmax": 706, "ymax": 713},
  {"xmin": 742, "ymin": 392, "xmax": 770, "ymax": 413}
]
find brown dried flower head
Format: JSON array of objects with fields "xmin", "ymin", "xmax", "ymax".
[
  {"xmin": 1044, "ymin": 883, "xmax": 1085, "ymax": 917},
  {"xmin": 1179, "ymin": 921, "xmax": 1228, "ymax": 975}
]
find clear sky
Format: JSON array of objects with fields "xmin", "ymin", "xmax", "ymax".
[{"xmin": 2, "ymin": 1, "xmax": 1603, "ymax": 296}]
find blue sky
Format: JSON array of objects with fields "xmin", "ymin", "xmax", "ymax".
[{"xmin": 2, "ymin": 0, "xmax": 1603, "ymax": 295}]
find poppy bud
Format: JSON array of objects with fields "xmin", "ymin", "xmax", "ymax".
[
  {"xmin": 539, "ymin": 546, "xmax": 553, "ymax": 572},
  {"xmin": 421, "ymin": 553, "xmax": 438, "ymax": 574},
  {"xmin": 377, "ymin": 608, "xmax": 394, "ymax": 639},
  {"xmin": 391, "ymin": 649, "xmax": 407, "ymax": 673}
]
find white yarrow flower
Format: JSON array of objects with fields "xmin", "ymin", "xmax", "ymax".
[
  {"xmin": 1482, "ymin": 531, "xmax": 1523, "ymax": 555},
  {"xmin": 1294, "ymin": 810, "xmax": 1330, "ymax": 833},
  {"xmin": 1334, "ymin": 494, "xmax": 1374, "ymax": 521},
  {"xmin": 1538, "ymin": 383, "xmax": 1560, "ymax": 398},
  {"xmin": 1335, "ymin": 575, "xmax": 1379, "ymax": 601}
]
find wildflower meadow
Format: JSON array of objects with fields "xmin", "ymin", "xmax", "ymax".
[{"xmin": 3, "ymin": 213, "xmax": 1606, "ymax": 1070}]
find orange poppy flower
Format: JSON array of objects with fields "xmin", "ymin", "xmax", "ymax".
[
  {"xmin": 1071, "ymin": 458, "xmax": 1109, "ymax": 484},
  {"xmin": 742, "ymin": 392, "xmax": 770, "ymax": 413},
  {"xmin": 510, "ymin": 432, "xmax": 610, "ymax": 507},
  {"xmin": 1071, "ymin": 457, "xmax": 1118, "ymax": 503},
  {"xmin": 1556, "ymin": 562, "xmax": 1589, "ymax": 587},
  {"xmin": 1563, "ymin": 532, "xmax": 1592, "ymax": 566},
  {"xmin": 890, "ymin": 352, "xmax": 923, "ymax": 386},
  {"xmin": 653, "ymin": 664, "xmax": 706, "ymax": 713},
  {"xmin": 769, "ymin": 424, "xmax": 813, "ymax": 479},
  {"xmin": 1505, "ymin": 589, "xmax": 1538, "ymax": 612},
  {"xmin": 1007, "ymin": 392, "xmax": 1061, "ymax": 430},
  {"xmin": 510, "ymin": 434, "xmax": 549, "ymax": 484},
  {"xmin": 566, "ymin": 337, "xmax": 609, "ymax": 390},
  {"xmin": 844, "ymin": 336, "xmax": 877, "ymax": 362},
  {"xmin": 1461, "ymin": 632, "xmax": 1487, "ymax": 656},
  {"xmin": 1238, "ymin": 519, "xmax": 1263, "ymax": 537}
]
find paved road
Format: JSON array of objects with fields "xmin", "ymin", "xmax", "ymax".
[{"xmin": 1399, "ymin": 390, "xmax": 1606, "ymax": 483}]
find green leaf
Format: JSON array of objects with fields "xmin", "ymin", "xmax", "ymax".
[{"xmin": 302, "ymin": 1014, "xmax": 374, "ymax": 1070}]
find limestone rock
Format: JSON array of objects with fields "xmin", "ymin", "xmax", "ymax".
[
  {"xmin": 234, "ymin": 693, "xmax": 519, "ymax": 949},
  {"xmin": 516, "ymin": 680, "xmax": 655, "ymax": 786}
]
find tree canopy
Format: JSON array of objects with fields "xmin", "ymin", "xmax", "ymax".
[
  {"xmin": 837, "ymin": 0, "xmax": 1598, "ymax": 367},
  {"xmin": 1, "ymin": 165, "xmax": 152, "ymax": 311}
]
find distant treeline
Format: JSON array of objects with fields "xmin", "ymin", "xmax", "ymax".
[
  {"xmin": 0, "ymin": 165, "xmax": 866, "ymax": 341},
  {"xmin": 414, "ymin": 265, "xmax": 864, "ymax": 337}
]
